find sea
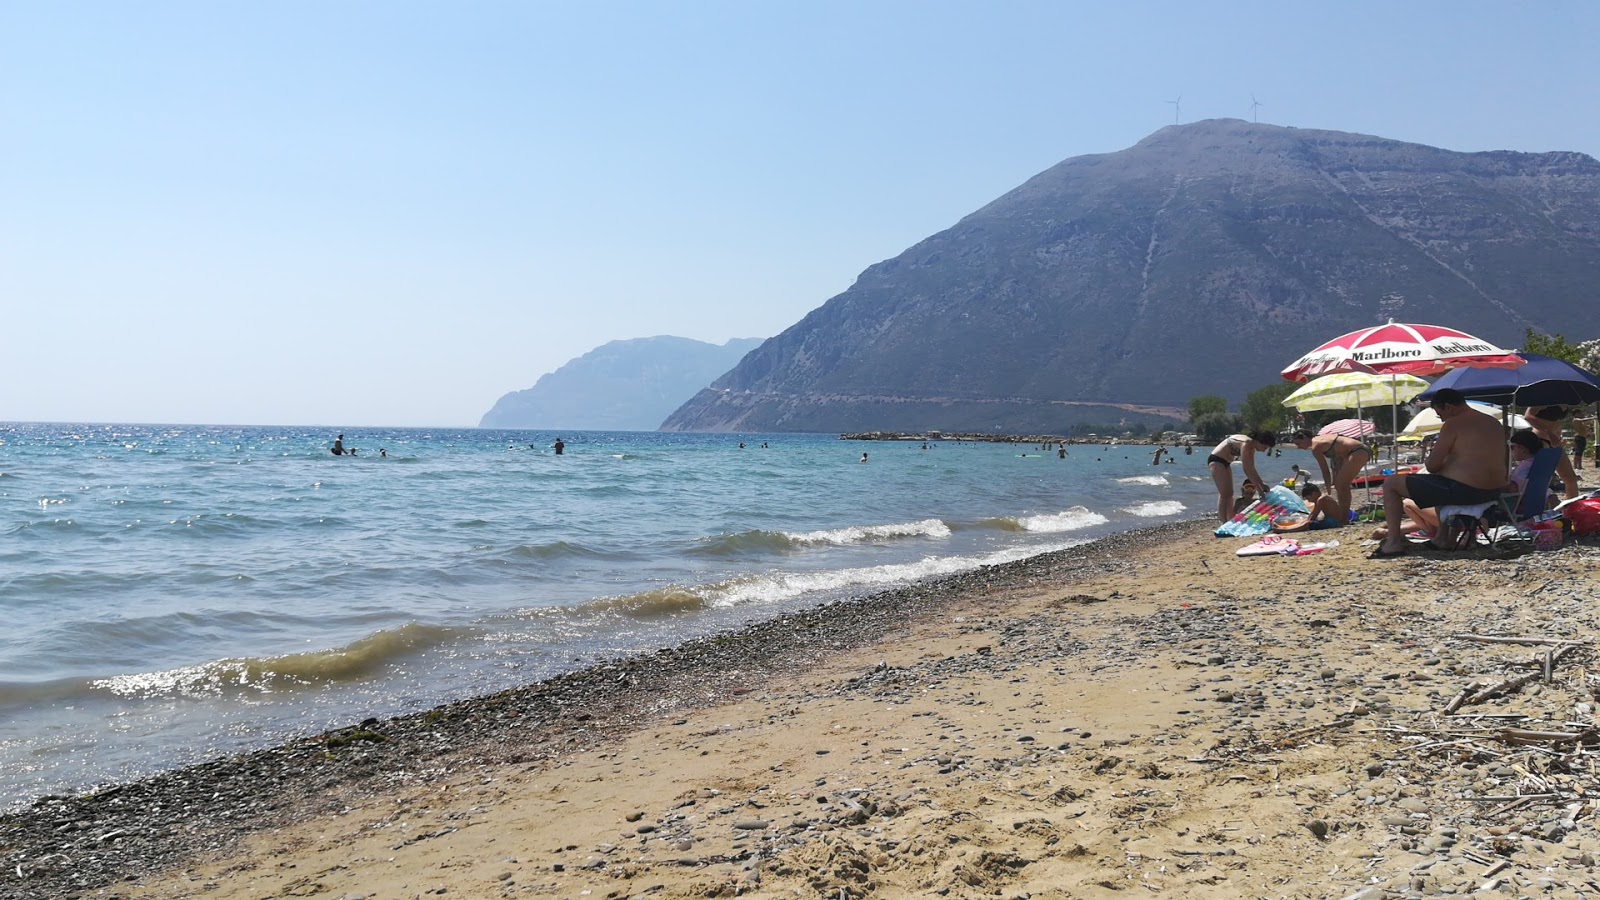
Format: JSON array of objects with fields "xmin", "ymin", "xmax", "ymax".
[{"xmin": 0, "ymin": 423, "xmax": 1219, "ymax": 811}]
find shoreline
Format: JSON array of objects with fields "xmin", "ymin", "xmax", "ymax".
[
  {"xmin": 0, "ymin": 520, "xmax": 1188, "ymax": 899},
  {"xmin": 839, "ymin": 432, "xmax": 1184, "ymax": 445},
  {"xmin": 10, "ymin": 520, "xmax": 1600, "ymax": 898}
]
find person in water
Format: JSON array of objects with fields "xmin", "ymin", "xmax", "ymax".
[
  {"xmin": 1289, "ymin": 429, "xmax": 1371, "ymax": 522},
  {"xmin": 331, "ymin": 434, "xmax": 345, "ymax": 456},
  {"xmin": 379, "ymin": 448, "xmax": 387, "ymax": 458},
  {"xmin": 859, "ymin": 452, "xmax": 869, "ymax": 463},
  {"xmin": 553, "ymin": 438, "xmax": 565, "ymax": 455},
  {"xmin": 1207, "ymin": 431, "xmax": 1277, "ymax": 522}
]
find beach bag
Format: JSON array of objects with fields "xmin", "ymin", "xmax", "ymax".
[
  {"xmin": 1215, "ymin": 486, "xmax": 1310, "ymax": 537},
  {"xmin": 1565, "ymin": 499, "xmax": 1600, "ymax": 535}
]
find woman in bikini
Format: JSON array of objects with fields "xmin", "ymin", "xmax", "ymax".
[
  {"xmin": 1290, "ymin": 430, "xmax": 1370, "ymax": 522},
  {"xmin": 1208, "ymin": 431, "xmax": 1277, "ymax": 522},
  {"xmin": 1523, "ymin": 406, "xmax": 1580, "ymax": 501}
]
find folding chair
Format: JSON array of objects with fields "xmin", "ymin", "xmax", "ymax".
[{"xmin": 1482, "ymin": 447, "xmax": 1563, "ymax": 544}]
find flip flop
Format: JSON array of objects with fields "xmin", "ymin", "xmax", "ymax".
[{"xmin": 1367, "ymin": 545, "xmax": 1407, "ymax": 559}]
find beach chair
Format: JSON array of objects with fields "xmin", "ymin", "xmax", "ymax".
[{"xmin": 1482, "ymin": 447, "xmax": 1563, "ymax": 545}]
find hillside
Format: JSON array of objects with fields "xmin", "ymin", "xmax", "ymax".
[
  {"xmin": 663, "ymin": 119, "xmax": 1600, "ymax": 433},
  {"xmin": 480, "ymin": 336, "xmax": 762, "ymax": 430}
]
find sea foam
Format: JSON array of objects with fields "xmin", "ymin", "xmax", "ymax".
[
  {"xmin": 1016, "ymin": 507, "xmax": 1109, "ymax": 532},
  {"xmin": 1124, "ymin": 500, "xmax": 1187, "ymax": 517}
]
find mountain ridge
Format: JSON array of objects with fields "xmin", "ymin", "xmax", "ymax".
[
  {"xmin": 480, "ymin": 336, "xmax": 763, "ymax": 431},
  {"xmin": 664, "ymin": 119, "xmax": 1600, "ymax": 433}
]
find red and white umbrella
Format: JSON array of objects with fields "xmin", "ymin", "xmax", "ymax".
[
  {"xmin": 1281, "ymin": 322, "xmax": 1524, "ymax": 383},
  {"xmin": 1318, "ymin": 418, "xmax": 1377, "ymax": 440}
]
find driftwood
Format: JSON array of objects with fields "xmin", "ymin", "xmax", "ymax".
[
  {"xmin": 1497, "ymin": 727, "xmax": 1600, "ymax": 747},
  {"xmin": 1441, "ymin": 646, "xmax": 1580, "ymax": 714},
  {"xmin": 1457, "ymin": 634, "xmax": 1583, "ymax": 647}
]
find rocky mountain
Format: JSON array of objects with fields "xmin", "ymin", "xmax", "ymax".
[
  {"xmin": 480, "ymin": 336, "xmax": 763, "ymax": 430},
  {"xmin": 663, "ymin": 119, "xmax": 1600, "ymax": 434}
]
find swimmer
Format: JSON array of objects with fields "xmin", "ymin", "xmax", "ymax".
[
  {"xmin": 331, "ymin": 434, "xmax": 345, "ymax": 456},
  {"xmin": 860, "ymin": 452, "xmax": 869, "ymax": 463}
]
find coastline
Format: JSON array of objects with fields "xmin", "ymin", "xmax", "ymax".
[
  {"xmin": 8, "ymin": 519, "xmax": 1600, "ymax": 898},
  {"xmin": 0, "ymin": 521, "xmax": 1177, "ymax": 899}
]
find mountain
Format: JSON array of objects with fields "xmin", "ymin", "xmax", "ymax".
[
  {"xmin": 479, "ymin": 336, "xmax": 763, "ymax": 430},
  {"xmin": 663, "ymin": 119, "xmax": 1600, "ymax": 434}
]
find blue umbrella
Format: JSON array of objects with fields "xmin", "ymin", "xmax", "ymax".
[{"xmin": 1417, "ymin": 353, "xmax": 1600, "ymax": 407}]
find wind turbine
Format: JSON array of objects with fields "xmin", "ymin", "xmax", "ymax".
[
  {"xmin": 1166, "ymin": 94, "xmax": 1182, "ymax": 124},
  {"xmin": 1250, "ymin": 94, "xmax": 1263, "ymax": 123}
]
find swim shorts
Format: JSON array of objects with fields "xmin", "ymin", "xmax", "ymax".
[{"xmin": 1404, "ymin": 473, "xmax": 1501, "ymax": 509}]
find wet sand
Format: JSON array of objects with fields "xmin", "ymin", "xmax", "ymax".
[{"xmin": 8, "ymin": 519, "xmax": 1600, "ymax": 899}]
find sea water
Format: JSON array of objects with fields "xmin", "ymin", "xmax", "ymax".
[{"xmin": 0, "ymin": 424, "xmax": 1218, "ymax": 809}]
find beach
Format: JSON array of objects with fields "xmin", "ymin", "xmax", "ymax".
[{"xmin": 6, "ymin": 517, "xmax": 1600, "ymax": 899}]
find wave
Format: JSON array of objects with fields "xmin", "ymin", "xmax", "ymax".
[
  {"xmin": 0, "ymin": 675, "xmax": 97, "ymax": 709},
  {"xmin": 784, "ymin": 518, "xmax": 951, "ymax": 545},
  {"xmin": 89, "ymin": 623, "xmax": 462, "ymax": 698},
  {"xmin": 570, "ymin": 542, "xmax": 1090, "ymax": 620},
  {"xmin": 690, "ymin": 529, "xmax": 797, "ymax": 556},
  {"xmin": 1124, "ymin": 500, "xmax": 1187, "ymax": 517},
  {"xmin": 1015, "ymin": 507, "xmax": 1110, "ymax": 532},
  {"xmin": 1116, "ymin": 474, "xmax": 1170, "ymax": 486},
  {"xmin": 970, "ymin": 517, "xmax": 1028, "ymax": 532},
  {"xmin": 502, "ymin": 540, "xmax": 609, "ymax": 561},
  {"xmin": 579, "ymin": 587, "xmax": 711, "ymax": 618},
  {"xmin": 692, "ymin": 519, "xmax": 952, "ymax": 556}
]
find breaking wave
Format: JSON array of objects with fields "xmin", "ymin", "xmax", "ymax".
[
  {"xmin": 90, "ymin": 623, "xmax": 461, "ymax": 698},
  {"xmin": 1124, "ymin": 501, "xmax": 1187, "ymax": 517}
]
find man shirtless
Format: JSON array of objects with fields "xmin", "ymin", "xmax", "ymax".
[{"xmin": 1372, "ymin": 388, "xmax": 1507, "ymax": 557}]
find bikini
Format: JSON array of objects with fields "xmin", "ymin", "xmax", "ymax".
[
  {"xmin": 1207, "ymin": 435, "xmax": 1246, "ymax": 467},
  {"xmin": 1322, "ymin": 436, "xmax": 1368, "ymax": 466}
]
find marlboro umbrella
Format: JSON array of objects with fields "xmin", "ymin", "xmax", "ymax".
[
  {"xmin": 1281, "ymin": 321, "xmax": 1524, "ymax": 382},
  {"xmin": 1318, "ymin": 418, "xmax": 1377, "ymax": 439}
]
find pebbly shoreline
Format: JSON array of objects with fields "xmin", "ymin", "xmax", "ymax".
[{"xmin": 0, "ymin": 520, "xmax": 1193, "ymax": 900}]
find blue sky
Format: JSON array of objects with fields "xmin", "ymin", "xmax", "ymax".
[{"xmin": 4, "ymin": 1, "xmax": 1597, "ymax": 426}]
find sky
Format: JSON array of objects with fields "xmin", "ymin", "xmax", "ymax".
[{"xmin": 4, "ymin": 1, "xmax": 1598, "ymax": 427}]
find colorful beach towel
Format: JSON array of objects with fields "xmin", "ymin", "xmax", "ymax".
[{"xmin": 1215, "ymin": 485, "xmax": 1310, "ymax": 537}]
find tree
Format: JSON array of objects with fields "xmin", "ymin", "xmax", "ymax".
[
  {"xmin": 1524, "ymin": 328, "xmax": 1585, "ymax": 365},
  {"xmin": 1239, "ymin": 383, "xmax": 1298, "ymax": 432},
  {"xmin": 1193, "ymin": 411, "xmax": 1242, "ymax": 443},
  {"xmin": 1188, "ymin": 395, "xmax": 1227, "ymax": 425}
]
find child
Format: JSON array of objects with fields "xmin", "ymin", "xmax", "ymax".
[
  {"xmin": 1233, "ymin": 480, "xmax": 1260, "ymax": 514},
  {"xmin": 1272, "ymin": 483, "xmax": 1345, "ymax": 532}
]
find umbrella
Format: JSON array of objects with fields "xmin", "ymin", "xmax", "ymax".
[
  {"xmin": 1319, "ymin": 418, "xmax": 1377, "ymax": 439},
  {"xmin": 1282, "ymin": 371, "xmax": 1430, "ymax": 412},
  {"xmin": 1416, "ymin": 353, "xmax": 1600, "ymax": 408},
  {"xmin": 1282, "ymin": 321, "xmax": 1524, "ymax": 382},
  {"xmin": 1401, "ymin": 402, "xmax": 1529, "ymax": 439}
]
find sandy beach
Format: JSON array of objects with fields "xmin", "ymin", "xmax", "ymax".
[{"xmin": 8, "ymin": 516, "xmax": 1600, "ymax": 899}]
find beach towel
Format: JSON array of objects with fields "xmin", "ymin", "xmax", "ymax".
[
  {"xmin": 1215, "ymin": 486, "xmax": 1310, "ymax": 537},
  {"xmin": 1235, "ymin": 535, "xmax": 1299, "ymax": 557}
]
